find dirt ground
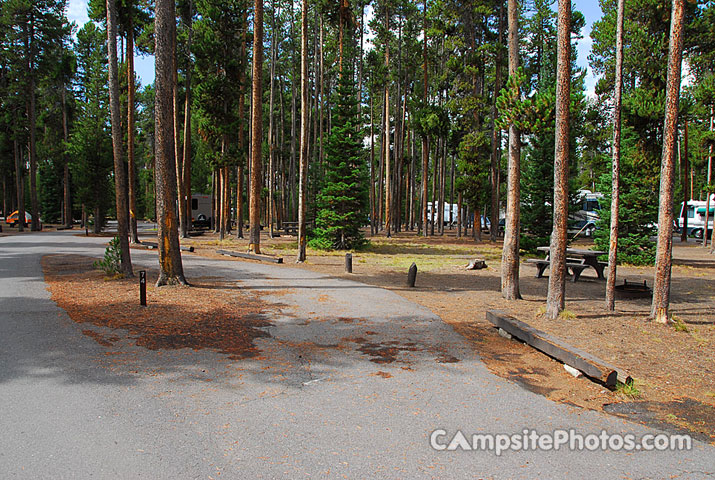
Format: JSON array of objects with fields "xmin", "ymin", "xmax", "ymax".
[{"xmin": 179, "ymin": 227, "xmax": 715, "ymax": 443}]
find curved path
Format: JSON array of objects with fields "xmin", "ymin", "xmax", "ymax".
[{"xmin": 0, "ymin": 231, "xmax": 712, "ymax": 479}]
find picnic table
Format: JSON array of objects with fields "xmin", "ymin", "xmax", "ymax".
[{"xmin": 526, "ymin": 246, "xmax": 607, "ymax": 282}]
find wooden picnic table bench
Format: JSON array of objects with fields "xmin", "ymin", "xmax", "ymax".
[
  {"xmin": 528, "ymin": 246, "xmax": 607, "ymax": 281},
  {"xmin": 281, "ymin": 221, "xmax": 298, "ymax": 235}
]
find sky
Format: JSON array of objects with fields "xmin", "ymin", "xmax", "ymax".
[{"xmin": 65, "ymin": 0, "xmax": 604, "ymax": 96}]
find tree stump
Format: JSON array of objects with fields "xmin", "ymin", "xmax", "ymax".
[{"xmin": 465, "ymin": 259, "xmax": 487, "ymax": 270}]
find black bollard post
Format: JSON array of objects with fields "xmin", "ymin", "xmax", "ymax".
[
  {"xmin": 407, "ymin": 262, "xmax": 417, "ymax": 287},
  {"xmin": 139, "ymin": 270, "xmax": 147, "ymax": 306},
  {"xmin": 345, "ymin": 253, "xmax": 353, "ymax": 273}
]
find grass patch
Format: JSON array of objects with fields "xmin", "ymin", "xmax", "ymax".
[
  {"xmin": 559, "ymin": 309, "xmax": 577, "ymax": 320},
  {"xmin": 616, "ymin": 379, "xmax": 642, "ymax": 399},
  {"xmin": 672, "ymin": 316, "xmax": 689, "ymax": 333}
]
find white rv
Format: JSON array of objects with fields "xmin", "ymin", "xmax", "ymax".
[
  {"xmin": 426, "ymin": 202, "xmax": 459, "ymax": 226},
  {"xmin": 677, "ymin": 195, "xmax": 715, "ymax": 239},
  {"xmin": 191, "ymin": 194, "xmax": 212, "ymax": 228},
  {"xmin": 569, "ymin": 189, "xmax": 604, "ymax": 236}
]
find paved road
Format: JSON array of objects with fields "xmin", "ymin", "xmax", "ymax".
[{"xmin": 1, "ymin": 231, "xmax": 713, "ymax": 479}]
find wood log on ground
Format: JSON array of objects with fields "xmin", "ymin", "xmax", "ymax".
[
  {"xmin": 216, "ymin": 249, "xmax": 283, "ymax": 263},
  {"xmin": 143, "ymin": 241, "xmax": 195, "ymax": 252},
  {"xmin": 486, "ymin": 309, "xmax": 632, "ymax": 388}
]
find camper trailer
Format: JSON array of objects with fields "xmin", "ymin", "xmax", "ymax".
[
  {"xmin": 677, "ymin": 195, "xmax": 715, "ymax": 239},
  {"xmin": 191, "ymin": 194, "xmax": 212, "ymax": 228},
  {"xmin": 569, "ymin": 189, "xmax": 604, "ymax": 236}
]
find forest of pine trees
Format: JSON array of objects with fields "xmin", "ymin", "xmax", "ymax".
[{"xmin": 1, "ymin": 0, "xmax": 714, "ymax": 316}]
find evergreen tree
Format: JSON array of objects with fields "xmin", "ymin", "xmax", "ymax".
[
  {"xmin": 67, "ymin": 23, "xmax": 113, "ymax": 232},
  {"xmin": 310, "ymin": 65, "xmax": 368, "ymax": 250}
]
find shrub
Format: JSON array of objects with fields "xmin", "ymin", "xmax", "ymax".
[{"xmin": 93, "ymin": 236, "xmax": 122, "ymax": 275}]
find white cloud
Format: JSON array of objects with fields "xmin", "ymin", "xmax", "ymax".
[{"xmin": 66, "ymin": 0, "xmax": 89, "ymax": 27}]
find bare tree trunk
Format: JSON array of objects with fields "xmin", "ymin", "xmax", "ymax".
[
  {"xmin": 62, "ymin": 86, "xmax": 72, "ymax": 228},
  {"xmin": 545, "ymin": 0, "xmax": 572, "ymax": 320},
  {"xmin": 249, "ymin": 0, "xmax": 264, "ymax": 254},
  {"xmin": 106, "ymin": 0, "xmax": 133, "ymax": 277},
  {"xmin": 369, "ymin": 95, "xmax": 376, "ymax": 235},
  {"xmin": 384, "ymin": 7, "xmax": 392, "ymax": 238},
  {"xmin": 490, "ymin": 0, "xmax": 505, "ymax": 242},
  {"xmin": 605, "ymin": 0, "xmax": 625, "ymax": 311},
  {"xmin": 680, "ymin": 116, "xmax": 688, "ymax": 243},
  {"xmin": 181, "ymin": 0, "xmax": 193, "ymax": 239},
  {"xmin": 14, "ymin": 139, "xmax": 24, "ymax": 232},
  {"xmin": 457, "ymin": 191, "xmax": 462, "ymax": 238},
  {"xmin": 267, "ymin": 0, "xmax": 277, "ymax": 239},
  {"xmin": 297, "ymin": 0, "xmax": 309, "ymax": 262},
  {"xmin": 651, "ymin": 0, "xmax": 685, "ymax": 323},
  {"xmin": 173, "ymin": 27, "xmax": 185, "ymax": 244},
  {"xmin": 705, "ymin": 107, "xmax": 713, "ymax": 250},
  {"xmin": 421, "ymin": 0, "xmax": 429, "ymax": 237},
  {"xmin": 154, "ymin": 0, "xmax": 186, "ymax": 285},
  {"xmin": 501, "ymin": 0, "xmax": 521, "ymax": 300},
  {"xmin": 127, "ymin": 22, "xmax": 140, "ymax": 243}
]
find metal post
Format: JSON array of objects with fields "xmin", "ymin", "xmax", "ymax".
[
  {"xmin": 345, "ymin": 253, "xmax": 353, "ymax": 273},
  {"xmin": 139, "ymin": 270, "xmax": 147, "ymax": 306}
]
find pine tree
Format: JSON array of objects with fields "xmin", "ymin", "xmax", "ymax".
[{"xmin": 310, "ymin": 65, "xmax": 368, "ymax": 250}]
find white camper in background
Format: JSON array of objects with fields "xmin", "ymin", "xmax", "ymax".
[
  {"xmin": 570, "ymin": 189, "xmax": 604, "ymax": 236},
  {"xmin": 191, "ymin": 194, "xmax": 212, "ymax": 228},
  {"xmin": 426, "ymin": 202, "xmax": 459, "ymax": 226},
  {"xmin": 677, "ymin": 195, "xmax": 715, "ymax": 239}
]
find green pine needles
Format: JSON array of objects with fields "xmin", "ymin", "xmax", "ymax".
[{"xmin": 309, "ymin": 68, "xmax": 369, "ymax": 251}]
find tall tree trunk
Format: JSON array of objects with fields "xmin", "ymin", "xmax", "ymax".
[
  {"xmin": 23, "ymin": 16, "xmax": 39, "ymax": 231},
  {"xmin": 384, "ymin": 7, "xmax": 392, "ymax": 238},
  {"xmin": 705, "ymin": 107, "xmax": 713, "ymax": 250},
  {"xmin": 545, "ymin": 0, "xmax": 572, "ymax": 320},
  {"xmin": 267, "ymin": 0, "xmax": 277, "ymax": 239},
  {"xmin": 297, "ymin": 0, "xmax": 309, "ymax": 262},
  {"xmin": 182, "ymin": 0, "xmax": 193, "ymax": 239},
  {"xmin": 249, "ymin": 0, "xmax": 264, "ymax": 254},
  {"xmin": 605, "ymin": 0, "xmax": 625, "ymax": 311},
  {"xmin": 127, "ymin": 21, "xmax": 140, "ymax": 243},
  {"xmin": 14, "ymin": 139, "xmax": 24, "ymax": 232},
  {"xmin": 107, "ymin": 0, "xmax": 133, "ymax": 276},
  {"xmin": 501, "ymin": 0, "xmax": 521, "ymax": 300},
  {"xmin": 680, "ymin": 117, "xmax": 688, "ymax": 243},
  {"xmin": 154, "ymin": 0, "xmax": 186, "ymax": 285},
  {"xmin": 651, "ymin": 0, "xmax": 685, "ymax": 323},
  {"xmin": 62, "ymin": 85, "xmax": 72, "ymax": 228},
  {"xmin": 421, "ymin": 0, "xmax": 429, "ymax": 237},
  {"xmin": 369, "ymin": 95, "xmax": 376, "ymax": 235},
  {"xmin": 490, "ymin": 0, "xmax": 505, "ymax": 242},
  {"xmin": 173, "ymin": 25, "xmax": 185, "ymax": 243}
]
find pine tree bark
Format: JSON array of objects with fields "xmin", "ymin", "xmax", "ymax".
[
  {"xmin": 107, "ymin": 0, "xmax": 133, "ymax": 276},
  {"xmin": 680, "ymin": 117, "xmax": 688, "ymax": 243},
  {"xmin": 490, "ymin": 0, "xmax": 505, "ymax": 242},
  {"xmin": 127, "ymin": 20, "xmax": 140, "ymax": 243},
  {"xmin": 297, "ymin": 0, "xmax": 309, "ymax": 262},
  {"xmin": 181, "ymin": 0, "xmax": 193, "ymax": 239},
  {"xmin": 651, "ymin": 0, "xmax": 685, "ymax": 322},
  {"xmin": 605, "ymin": 0, "xmax": 625, "ymax": 311},
  {"xmin": 62, "ymin": 85, "xmax": 72, "ymax": 228},
  {"xmin": 14, "ymin": 139, "xmax": 24, "ymax": 232},
  {"xmin": 545, "ymin": 0, "xmax": 572, "ymax": 320},
  {"xmin": 173, "ymin": 28, "xmax": 185, "ymax": 242},
  {"xmin": 705, "ymin": 108, "xmax": 713, "ymax": 253},
  {"xmin": 154, "ymin": 0, "xmax": 186, "ymax": 285},
  {"xmin": 705, "ymin": 108, "xmax": 713, "ymax": 250},
  {"xmin": 501, "ymin": 0, "xmax": 521, "ymax": 300},
  {"xmin": 384, "ymin": 7, "xmax": 392, "ymax": 238},
  {"xmin": 249, "ymin": 0, "xmax": 264, "ymax": 254},
  {"xmin": 421, "ymin": 0, "xmax": 429, "ymax": 237}
]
